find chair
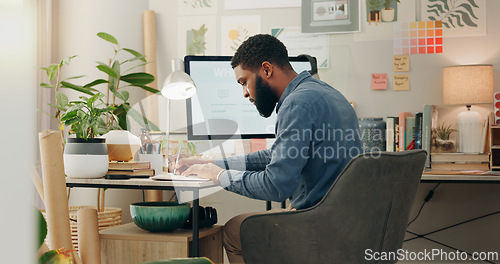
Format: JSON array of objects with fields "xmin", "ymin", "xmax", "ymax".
[{"xmin": 240, "ymin": 150, "xmax": 427, "ymax": 264}]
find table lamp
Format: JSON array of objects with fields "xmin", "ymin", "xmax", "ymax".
[
  {"xmin": 443, "ymin": 64, "xmax": 493, "ymax": 153},
  {"xmin": 161, "ymin": 58, "xmax": 197, "ymax": 159},
  {"xmin": 161, "ymin": 58, "xmax": 197, "ymax": 100}
]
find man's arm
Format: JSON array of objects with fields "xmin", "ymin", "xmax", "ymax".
[
  {"xmin": 218, "ymin": 102, "xmax": 312, "ymax": 202},
  {"xmin": 214, "ymin": 149, "xmax": 272, "ymax": 171}
]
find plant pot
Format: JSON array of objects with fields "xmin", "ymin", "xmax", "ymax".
[
  {"xmin": 435, "ymin": 138, "xmax": 456, "ymax": 153},
  {"xmin": 382, "ymin": 8, "xmax": 395, "ymax": 22},
  {"xmin": 63, "ymin": 138, "xmax": 109, "ymax": 178},
  {"xmin": 101, "ymin": 130, "xmax": 141, "ymax": 162}
]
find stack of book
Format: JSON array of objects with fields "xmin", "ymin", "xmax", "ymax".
[
  {"xmin": 106, "ymin": 161, "xmax": 154, "ymax": 179},
  {"xmin": 430, "ymin": 153, "xmax": 490, "ymax": 171}
]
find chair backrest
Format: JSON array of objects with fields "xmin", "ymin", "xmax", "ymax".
[{"xmin": 241, "ymin": 150, "xmax": 427, "ymax": 264}]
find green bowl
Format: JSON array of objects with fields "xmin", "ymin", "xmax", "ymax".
[{"xmin": 130, "ymin": 202, "xmax": 191, "ymax": 232}]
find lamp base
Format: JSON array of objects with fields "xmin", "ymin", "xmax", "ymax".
[{"xmin": 456, "ymin": 108, "xmax": 483, "ymax": 153}]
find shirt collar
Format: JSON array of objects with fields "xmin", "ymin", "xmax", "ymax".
[{"xmin": 276, "ymin": 70, "xmax": 311, "ymax": 113}]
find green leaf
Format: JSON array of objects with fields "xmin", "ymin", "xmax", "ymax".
[
  {"xmin": 121, "ymin": 90, "xmax": 130, "ymax": 101},
  {"xmin": 55, "ymin": 91, "xmax": 68, "ymax": 107},
  {"xmin": 60, "ymin": 81, "xmax": 95, "ymax": 96},
  {"xmin": 61, "ymin": 111, "xmax": 78, "ymax": 122},
  {"xmin": 97, "ymin": 32, "xmax": 118, "ymax": 45},
  {"xmin": 62, "ymin": 55, "xmax": 78, "ymax": 65},
  {"xmin": 111, "ymin": 89, "xmax": 126, "ymax": 101},
  {"xmin": 112, "ymin": 60, "xmax": 121, "ymax": 77},
  {"xmin": 123, "ymin": 48, "xmax": 147, "ymax": 62},
  {"xmin": 97, "ymin": 64, "xmax": 118, "ymax": 78},
  {"xmin": 126, "ymin": 106, "xmax": 160, "ymax": 131},
  {"xmin": 47, "ymin": 64, "xmax": 59, "ymax": 81},
  {"xmin": 40, "ymin": 83, "xmax": 55, "ymax": 89},
  {"xmin": 130, "ymin": 84, "xmax": 161, "ymax": 95},
  {"xmin": 63, "ymin": 75, "xmax": 86, "ymax": 81},
  {"xmin": 120, "ymin": 73, "xmax": 155, "ymax": 85},
  {"xmin": 47, "ymin": 103, "xmax": 67, "ymax": 112},
  {"xmin": 84, "ymin": 79, "xmax": 109, "ymax": 88}
]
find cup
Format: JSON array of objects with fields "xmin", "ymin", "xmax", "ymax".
[{"xmin": 138, "ymin": 154, "xmax": 164, "ymax": 175}]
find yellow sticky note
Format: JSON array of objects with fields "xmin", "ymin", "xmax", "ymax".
[
  {"xmin": 393, "ymin": 55, "xmax": 410, "ymax": 72},
  {"xmin": 393, "ymin": 74, "xmax": 410, "ymax": 91}
]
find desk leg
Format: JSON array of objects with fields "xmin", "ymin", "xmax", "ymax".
[{"xmin": 191, "ymin": 189, "xmax": 200, "ymax": 257}]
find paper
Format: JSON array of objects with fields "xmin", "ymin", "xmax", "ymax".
[
  {"xmin": 371, "ymin": 74, "xmax": 388, "ymax": 90},
  {"xmin": 421, "ymin": 0, "xmax": 486, "ymax": 37},
  {"xmin": 221, "ymin": 16, "xmax": 261, "ymax": 56},
  {"xmin": 272, "ymin": 27, "xmax": 329, "ymax": 68},
  {"xmin": 179, "ymin": 0, "xmax": 217, "ymax": 15},
  {"xmin": 393, "ymin": 74, "xmax": 410, "ymax": 91},
  {"xmin": 224, "ymin": 0, "xmax": 300, "ymax": 9},
  {"xmin": 152, "ymin": 173, "xmax": 211, "ymax": 182},
  {"xmin": 393, "ymin": 55, "xmax": 410, "ymax": 72}
]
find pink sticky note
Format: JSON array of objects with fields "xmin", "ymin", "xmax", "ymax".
[{"xmin": 371, "ymin": 74, "xmax": 388, "ymax": 90}]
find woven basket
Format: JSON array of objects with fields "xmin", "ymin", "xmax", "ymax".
[{"xmin": 42, "ymin": 206, "xmax": 122, "ymax": 251}]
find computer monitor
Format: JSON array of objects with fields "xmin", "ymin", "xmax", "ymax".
[{"xmin": 185, "ymin": 55, "xmax": 313, "ymax": 140}]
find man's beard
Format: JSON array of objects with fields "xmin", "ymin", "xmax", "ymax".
[{"xmin": 254, "ymin": 75, "xmax": 278, "ymax": 118}]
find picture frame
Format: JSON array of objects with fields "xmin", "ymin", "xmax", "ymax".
[{"xmin": 302, "ymin": 0, "xmax": 360, "ymax": 33}]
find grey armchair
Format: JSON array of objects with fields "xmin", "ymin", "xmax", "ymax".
[{"xmin": 240, "ymin": 150, "xmax": 427, "ymax": 264}]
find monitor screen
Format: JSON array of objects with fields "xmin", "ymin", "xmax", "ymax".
[{"xmin": 185, "ymin": 55, "xmax": 312, "ymax": 140}]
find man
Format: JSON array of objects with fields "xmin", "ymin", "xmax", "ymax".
[{"xmin": 177, "ymin": 34, "xmax": 362, "ymax": 263}]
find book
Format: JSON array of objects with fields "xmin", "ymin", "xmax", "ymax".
[
  {"xmin": 422, "ymin": 105, "xmax": 437, "ymax": 168},
  {"xmin": 398, "ymin": 112, "xmax": 412, "ymax": 151},
  {"xmin": 430, "ymin": 162, "xmax": 489, "ymax": 171},
  {"xmin": 415, "ymin": 112, "xmax": 423, "ymax": 149},
  {"xmin": 108, "ymin": 161, "xmax": 151, "ymax": 170},
  {"xmin": 106, "ymin": 169, "xmax": 154, "ymax": 178},
  {"xmin": 386, "ymin": 117, "xmax": 396, "ymax": 152},
  {"xmin": 405, "ymin": 116, "xmax": 416, "ymax": 150},
  {"xmin": 430, "ymin": 153, "xmax": 490, "ymax": 163},
  {"xmin": 394, "ymin": 117, "xmax": 400, "ymax": 151}
]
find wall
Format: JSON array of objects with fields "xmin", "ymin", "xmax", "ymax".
[{"xmin": 53, "ymin": 0, "xmax": 500, "ymax": 262}]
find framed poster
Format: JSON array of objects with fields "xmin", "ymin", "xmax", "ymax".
[{"xmin": 302, "ymin": 0, "xmax": 360, "ymax": 33}]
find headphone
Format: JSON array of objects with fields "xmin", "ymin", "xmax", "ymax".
[{"xmin": 183, "ymin": 206, "xmax": 218, "ymax": 229}]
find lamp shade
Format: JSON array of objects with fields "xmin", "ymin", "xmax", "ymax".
[
  {"xmin": 443, "ymin": 64, "xmax": 493, "ymax": 105},
  {"xmin": 161, "ymin": 59, "xmax": 197, "ymax": 100}
]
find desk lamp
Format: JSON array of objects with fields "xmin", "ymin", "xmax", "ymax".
[
  {"xmin": 161, "ymin": 58, "xmax": 197, "ymax": 158},
  {"xmin": 443, "ymin": 64, "xmax": 493, "ymax": 153}
]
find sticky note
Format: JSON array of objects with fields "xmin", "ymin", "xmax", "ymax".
[
  {"xmin": 393, "ymin": 74, "xmax": 410, "ymax": 91},
  {"xmin": 371, "ymin": 74, "xmax": 388, "ymax": 90},
  {"xmin": 250, "ymin": 138, "xmax": 267, "ymax": 152},
  {"xmin": 393, "ymin": 55, "xmax": 410, "ymax": 72}
]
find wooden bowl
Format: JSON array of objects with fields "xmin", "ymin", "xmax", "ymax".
[{"xmin": 102, "ymin": 130, "xmax": 141, "ymax": 162}]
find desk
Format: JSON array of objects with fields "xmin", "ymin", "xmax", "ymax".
[
  {"xmin": 66, "ymin": 178, "xmax": 218, "ymax": 257},
  {"xmin": 405, "ymin": 173, "xmax": 500, "ymax": 263}
]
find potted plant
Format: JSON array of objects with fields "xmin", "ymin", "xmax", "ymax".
[
  {"xmin": 433, "ymin": 123, "xmax": 457, "ymax": 153},
  {"xmin": 60, "ymin": 92, "xmax": 116, "ymax": 178},
  {"xmin": 366, "ymin": 0, "xmax": 383, "ymax": 24},
  {"xmin": 381, "ymin": 0, "xmax": 400, "ymax": 22}
]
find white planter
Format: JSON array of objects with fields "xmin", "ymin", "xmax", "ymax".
[
  {"xmin": 64, "ymin": 138, "xmax": 109, "ymax": 178},
  {"xmin": 382, "ymin": 8, "xmax": 395, "ymax": 22}
]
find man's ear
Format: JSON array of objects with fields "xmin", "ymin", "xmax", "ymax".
[{"xmin": 261, "ymin": 61, "xmax": 273, "ymax": 78}]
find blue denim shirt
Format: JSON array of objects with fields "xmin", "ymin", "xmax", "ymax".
[{"xmin": 216, "ymin": 71, "xmax": 362, "ymax": 209}]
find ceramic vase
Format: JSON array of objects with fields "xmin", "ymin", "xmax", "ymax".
[
  {"xmin": 382, "ymin": 8, "xmax": 395, "ymax": 22},
  {"xmin": 63, "ymin": 138, "xmax": 109, "ymax": 178},
  {"xmin": 101, "ymin": 130, "xmax": 141, "ymax": 162}
]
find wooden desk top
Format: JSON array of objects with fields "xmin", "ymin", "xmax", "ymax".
[
  {"xmin": 66, "ymin": 177, "xmax": 219, "ymax": 190},
  {"xmin": 421, "ymin": 170, "xmax": 500, "ymax": 183}
]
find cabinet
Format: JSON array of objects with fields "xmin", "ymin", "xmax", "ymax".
[
  {"xmin": 490, "ymin": 126, "xmax": 500, "ymax": 170},
  {"xmin": 99, "ymin": 223, "xmax": 223, "ymax": 264}
]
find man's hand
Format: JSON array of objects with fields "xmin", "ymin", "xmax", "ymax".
[
  {"xmin": 174, "ymin": 157, "xmax": 214, "ymax": 174},
  {"xmin": 181, "ymin": 163, "xmax": 225, "ymax": 184}
]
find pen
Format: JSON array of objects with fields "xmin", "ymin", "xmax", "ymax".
[{"xmin": 173, "ymin": 142, "xmax": 182, "ymax": 175}]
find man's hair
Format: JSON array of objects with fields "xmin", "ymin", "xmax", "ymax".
[{"xmin": 231, "ymin": 34, "xmax": 292, "ymax": 72}]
